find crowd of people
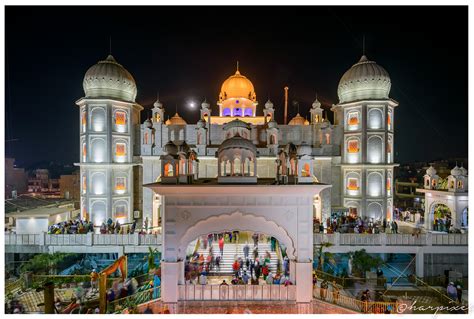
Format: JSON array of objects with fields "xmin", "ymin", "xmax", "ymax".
[
  {"xmin": 47, "ymin": 218, "xmax": 94, "ymax": 234},
  {"xmin": 185, "ymin": 233, "xmax": 292, "ymax": 287},
  {"xmin": 314, "ymin": 216, "xmax": 401, "ymax": 234}
]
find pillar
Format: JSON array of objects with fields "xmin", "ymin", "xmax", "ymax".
[
  {"xmin": 161, "ymin": 261, "xmax": 179, "ymax": 303},
  {"xmin": 289, "ymin": 260, "xmax": 296, "ymax": 283},
  {"xmin": 177, "ymin": 260, "xmax": 185, "ymax": 285},
  {"xmin": 415, "ymin": 249, "xmax": 424, "ymax": 278},
  {"xmin": 295, "ymin": 261, "xmax": 313, "ymax": 303},
  {"xmin": 44, "ymin": 282, "xmax": 55, "ymax": 314}
]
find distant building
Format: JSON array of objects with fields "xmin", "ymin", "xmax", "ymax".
[
  {"xmin": 5, "ymin": 158, "xmax": 28, "ymax": 199},
  {"xmin": 27, "ymin": 169, "xmax": 60, "ymax": 198},
  {"xmin": 59, "ymin": 170, "xmax": 80, "ymax": 201}
]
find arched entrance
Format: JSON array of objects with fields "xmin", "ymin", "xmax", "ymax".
[
  {"xmin": 461, "ymin": 207, "xmax": 468, "ymax": 228},
  {"xmin": 178, "ymin": 211, "xmax": 296, "ymax": 260},
  {"xmin": 430, "ymin": 203, "xmax": 452, "ymax": 232}
]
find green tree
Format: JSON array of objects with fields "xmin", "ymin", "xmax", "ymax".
[{"xmin": 349, "ymin": 249, "xmax": 384, "ymax": 278}]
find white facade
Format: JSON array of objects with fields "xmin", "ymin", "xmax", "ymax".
[{"xmin": 77, "ymin": 54, "xmax": 399, "ymax": 230}]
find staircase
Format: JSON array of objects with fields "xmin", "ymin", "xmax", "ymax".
[{"xmin": 196, "ymin": 242, "xmax": 279, "ymax": 275}]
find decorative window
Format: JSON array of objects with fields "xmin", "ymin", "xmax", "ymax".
[
  {"xmin": 425, "ymin": 179, "xmax": 430, "ymax": 187},
  {"xmin": 164, "ymin": 163, "xmax": 174, "ymax": 177},
  {"xmin": 315, "ymin": 115, "xmax": 321, "ymax": 123},
  {"xmin": 387, "ymin": 112, "xmax": 392, "ymax": 129},
  {"xmin": 144, "ymin": 132, "xmax": 149, "ymax": 145},
  {"xmin": 115, "ymin": 177, "xmax": 126, "ymax": 193},
  {"xmin": 223, "ymin": 108, "xmax": 231, "ymax": 116},
  {"xmin": 432, "ymin": 179, "xmax": 437, "ymax": 187},
  {"xmin": 82, "ymin": 175, "xmax": 87, "ymax": 194},
  {"xmin": 244, "ymin": 108, "xmax": 253, "ymax": 117},
  {"xmin": 82, "ymin": 143, "xmax": 87, "ymax": 162},
  {"xmin": 115, "ymin": 204, "xmax": 127, "ymax": 219},
  {"xmin": 457, "ymin": 180, "xmax": 463, "ymax": 189},
  {"xmin": 348, "ymin": 112, "xmax": 359, "ymax": 126},
  {"xmin": 387, "ymin": 178, "xmax": 391, "ymax": 195},
  {"xmin": 234, "ymin": 108, "xmax": 242, "ymax": 117},
  {"xmin": 347, "ymin": 140, "xmax": 359, "ymax": 153},
  {"xmin": 115, "ymin": 111, "xmax": 126, "ymax": 125},
  {"xmin": 302, "ymin": 163, "xmax": 311, "ymax": 177},
  {"xmin": 116, "ymin": 143, "xmax": 126, "ymax": 157},
  {"xmin": 325, "ymin": 133, "xmax": 331, "ymax": 145},
  {"xmin": 81, "ymin": 111, "xmax": 87, "ymax": 132},
  {"xmin": 347, "ymin": 178, "xmax": 359, "ymax": 190}
]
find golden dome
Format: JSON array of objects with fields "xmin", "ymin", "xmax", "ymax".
[
  {"xmin": 166, "ymin": 113, "xmax": 187, "ymax": 125},
  {"xmin": 288, "ymin": 113, "xmax": 306, "ymax": 125},
  {"xmin": 219, "ymin": 65, "xmax": 256, "ymax": 102}
]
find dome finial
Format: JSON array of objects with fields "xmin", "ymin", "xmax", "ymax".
[
  {"xmin": 109, "ymin": 36, "xmax": 112, "ymax": 55},
  {"xmin": 362, "ymin": 34, "xmax": 365, "ymax": 56},
  {"xmin": 235, "ymin": 61, "xmax": 240, "ymax": 75}
]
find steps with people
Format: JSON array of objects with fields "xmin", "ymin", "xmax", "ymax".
[{"xmin": 196, "ymin": 242, "xmax": 279, "ymax": 275}]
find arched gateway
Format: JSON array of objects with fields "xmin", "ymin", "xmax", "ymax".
[{"xmin": 146, "ymin": 181, "xmax": 330, "ymax": 306}]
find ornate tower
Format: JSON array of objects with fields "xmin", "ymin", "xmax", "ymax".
[
  {"xmin": 332, "ymin": 55, "xmax": 398, "ymax": 221},
  {"xmin": 77, "ymin": 55, "xmax": 143, "ymax": 227}
]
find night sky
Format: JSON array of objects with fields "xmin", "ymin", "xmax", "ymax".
[{"xmin": 5, "ymin": 6, "xmax": 468, "ymax": 168}]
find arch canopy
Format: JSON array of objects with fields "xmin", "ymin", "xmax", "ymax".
[{"xmin": 177, "ymin": 211, "xmax": 296, "ymax": 260}]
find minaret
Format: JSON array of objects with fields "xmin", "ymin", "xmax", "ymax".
[
  {"xmin": 333, "ymin": 55, "xmax": 398, "ymax": 221},
  {"xmin": 77, "ymin": 55, "xmax": 143, "ymax": 228}
]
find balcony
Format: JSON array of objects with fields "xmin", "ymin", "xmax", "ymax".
[{"xmin": 178, "ymin": 284, "xmax": 296, "ymax": 301}]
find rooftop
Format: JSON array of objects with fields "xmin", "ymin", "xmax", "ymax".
[{"xmin": 5, "ymin": 194, "xmax": 74, "ymax": 214}]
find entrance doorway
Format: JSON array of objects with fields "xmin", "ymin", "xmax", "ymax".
[{"xmin": 431, "ymin": 203, "xmax": 452, "ymax": 232}]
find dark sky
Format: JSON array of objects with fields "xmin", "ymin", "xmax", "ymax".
[{"xmin": 5, "ymin": 6, "xmax": 468, "ymax": 168}]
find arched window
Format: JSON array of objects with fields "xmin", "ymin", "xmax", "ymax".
[
  {"xmin": 115, "ymin": 142, "xmax": 127, "ymax": 163},
  {"xmin": 91, "ymin": 138, "xmax": 106, "ymax": 163},
  {"xmin": 387, "ymin": 176, "xmax": 392, "ymax": 196},
  {"xmin": 91, "ymin": 172, "xmax": 106, "ymax": 195},
  {"xmin": 347, "ymin": 139, "xmax": 359, "ymax": 153},
  {"xmin": 115, "ymin": 177, "xmax": 126, "ymax": 194},
  {"xmin": 82, "ymin": 175, "xmax": 87, "ymax": 194},
  {"xmin": 346, "ymin": 111, "xmax": 360, "ymax": 131},
  {"xmin": 457, "ymin": 180, "xmax": 463, "ymax": 189},
  {"xmin": 244, "ymin": 108, "xmax": 253, "ymax": 117},
  {"xmin": 347, "ymin": 178, "xmax": 359, "ymax": 191},
  {"xmin": 367, "ymin": 172, "xmax": 383, "ymax": 197},
  {"xmin": 233, "ymin": 108, "xmax": 242, "ymax": 117},
  {"xmin": 164, "ymin": 163, "xmax": 174, "ymax": 177},
  {"xmin": 91, "ymin": 201, "xmax": 106, "ymax": 226},
  {"xmin": 387, "ymin": 110, "xmax": 393, "ymax": 131},
  {"xmin": 81, "ymin": 110, "xmax": 87, "ymax": 132},
  {"xmin": 325, "ymin": 133, "xmax": 331, "ymax": 145},
  {"xmin": 368, "ymin": 108, "xmax": 383, "ymax": 129},
  {"xmin": 91, "ymin": 107, "xmax": 106, "ymax": 132},
  {"xmin": 143, "ymin": 132, "xmax": 149, "ymax": 145},
  {"xmin": 82, "ymin": 143, "xmax": 87, "ymax": 162},
  {"xmin": 367, "ymin": 202, "xmax": 383, "ymax": 220},
  {"xmin": 302, "ymin": 163, "xmax": 311, "ymax": 177},
  {"xmin": 114, "ymin": 110, "xmax": 127, "ymax": 133},
  {"xmin": 222, "ymin": 108, "xmax": 231, "ymax": 116},
  {"xmin": 270, "ymin": 134, "xmax": 277, "ymax": 145},
  {"xmin": 368, "ymin": 136, "xmax": 383, "ymax": 163},
  {"xmin": 114, "ymin": 200, "xmax": 128, "ymax": 220}
]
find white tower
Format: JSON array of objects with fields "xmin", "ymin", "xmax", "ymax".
[
  {"xmin": 77, "ymin": 55, "xmax": 143, "ymax": 228},
  {"xmin": 332, "ymin": 55, "xmax": 398, "ymax": 221}
]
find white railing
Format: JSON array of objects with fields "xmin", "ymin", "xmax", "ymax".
[
  {"xmin": 178, "ymin": 284, "xmax": 296, "ymax": 301},
  {"xmin": 4, "ymin": 233, "xmax": 43, "ymax": 245},
  {"xmin": 314, "ymin": 233, "xmax": 468, "ymax": 246},
  {"xmin": 5, "ymin": 233, "xmax": 162, "ymax": 246}
]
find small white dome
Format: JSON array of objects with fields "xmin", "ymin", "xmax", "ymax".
[
  {"xmin": 223, "ymin": 118, "xmax": 250, "ymax": 131},
  {"xmin": 163, "ymin": 141, "xmax": 178, "ymax": 155},
  {"xmin": 288, "ymin": 113, "xmax": 306, "ymax": 126},
  {"xmin": 196, "ymin": 119, "xmax": 206, "ymax": 128},
  {"xmin": 460, "ymin": 165, "xmax": 468, "ymax": 176},
  {"xmin": 83, "ymin": 55, "xmax": 137, "ymax": 103},
  {"xmin": 451, "ymin": 166, "xmax": 462, "ymax": 177},
  {"xmin": 337, "ymin": 55, "xmax": 391, "ymax": 103},
  {"xmin": 297, "ymin": 142, "xmax": 312, "ymax": 156},
  {"xmin": 265, "ymin": 99, "xmax": 274, "ymax": 109},
  {"xmin": 201, "ymin": 100, "xmax": 210, "ymax": 109},
  {"xmin": 218, "ymin": 135, "xmax": 257, "ymax": 153},
  {"xmin": 267, "ymin": 119, "xmax": 278, "ymax": 129},
  {"xmin": 144, "ymin": 118, "xmax": 153, "ymax": 128},
  {"xmin": 312, "ymin": 97, "xmax": 321, "ymax": 109},
  {"xmin": 153, "ymin": 98, "xmax": 163, "ymax": 108},
  {"xmin": 426, "ymin": 166, "xmax": 437, "ymax": 176}
]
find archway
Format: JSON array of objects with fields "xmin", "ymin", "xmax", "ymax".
[
  {"xmin": 430, "ymin": 203, "xmax": 452, "ymax": 232},
  {"xmin": 461, "ymin": 207, "xmax": 468, "ymax": 228},
  {"xmin": 178, "ymin": 211, "xmax": 296, "ymax": 261}
]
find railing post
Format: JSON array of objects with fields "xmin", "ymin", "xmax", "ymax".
[
  {"xmin": 334, "ymin": 232, "xmax": 340, "ymax": 246},
  {"xmin": 425, "ymin": 232, "xmax": 432, "ymax": 246},
  {"xmin": 380, "ymin": 233, "xmax": 387, "ymax": 246},
  {"xmin": 86, "ymin": 232, "xmax": 93, "ymax": 246}
]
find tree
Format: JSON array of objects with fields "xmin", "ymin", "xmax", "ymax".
[
  {"xmin": 315, "ymin": 242, "xmax": 335, "ymax": 271},
  {"xmin": 349, "ymin": 249, "xmax": 384, "ymax": 278}
]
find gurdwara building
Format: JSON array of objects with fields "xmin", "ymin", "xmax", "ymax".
[{"xmin": 76, "ymin": 54, "xmax": 397, "ymax": 230}]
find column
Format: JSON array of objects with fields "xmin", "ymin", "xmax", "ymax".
[
  {"xmin": 295, "ymin": 261, "xmax": 313, "ymax": 303},
  {"xmin": 161, "ymin": 261, "xmax": 179, "ymax": 303},
  {"xmin": 415, "ymin": 249, "xmax": 424, "ymax": 278}
]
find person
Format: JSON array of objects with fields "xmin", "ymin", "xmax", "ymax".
[
  {"xmin": 143, "ymin": 306, "xmax": 153, "ymax": 314},
  {"xmin": 447, "ymin": 282, "xmax": 457, "ymax": 300},
  {"xmin": 456, "ymin": 285, "xmax": 463, "ymax": 303},
  {"xmin": 249, "ymin": 259, "xmax": 254, "ymax": 277},
  {"xmin": 215, "ymin": 255, "xmax": 221, "ymax": 271},
  {"xmin": 394, "ymin": 221, "xmax": 398, "ymax": 234},
  {"xmin": 232, "ymin": 260, "xmax": 240, "ymax": 278},
  {"xmin": 253, "ymin": 247, "xmax": 259, "ymax": 259},
  {"xmin": 252, "ymin": 233, "xmax": 259, "ymax": 247},
  {"xmin": 283, "ymin": 256, "xmax": 289, "ymax": 276},
  {"xmin": 385, "ymin": 305, "xmax": 392, "ymax": 314},
  {"xmin": 270, "ymin": 236, "xmax": 277, "ymax": 251},
  {"xmin": 361, "ymin": 289, "xmax": 370, "ymax": 313},
  {"xmin": 199, "ymin": 272, "xmax": 207, "ymax": 285},
  {"xmin": 153, "ymin": 271, "xmax": 161, "ymax": 299},
  {"xmin": 219, "ymin": 236, "xmax": 225, "ymax": 256},
  {"xmin": 320, "ymin": 280, "xmax": 328, "ymax": 301},
  {"xmin": 266, "ymin": 272, "xmax": 274, "ymax": 285},
  {"xmin": 332, "ymin": 281, "xmax": 340, "ymax": 304},
  {"xmin": 383, "ymin": 218, "xmax": 387, "ymax": 232},
  {"xmin": 262, "ymin": 264, "xmax": 269, "ymax": 280},
  {"xmin": 245, "ymin": 258, "xmax": 250, "ymax": 270},
  {"xmin": 90, "ymin": 269, "xmax": 99, "ymax": 293},
  {"xmin": 243, "ymin": 243, "xmax": 250, "ymax": 259},
  {"xmin": 242, "ymin": 271, "xmax": 250, "ymax": 284}
]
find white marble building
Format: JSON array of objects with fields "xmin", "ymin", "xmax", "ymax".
[{"xmin": 77, "ymin": 53, "xmax": 398, "ymax": 228}]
